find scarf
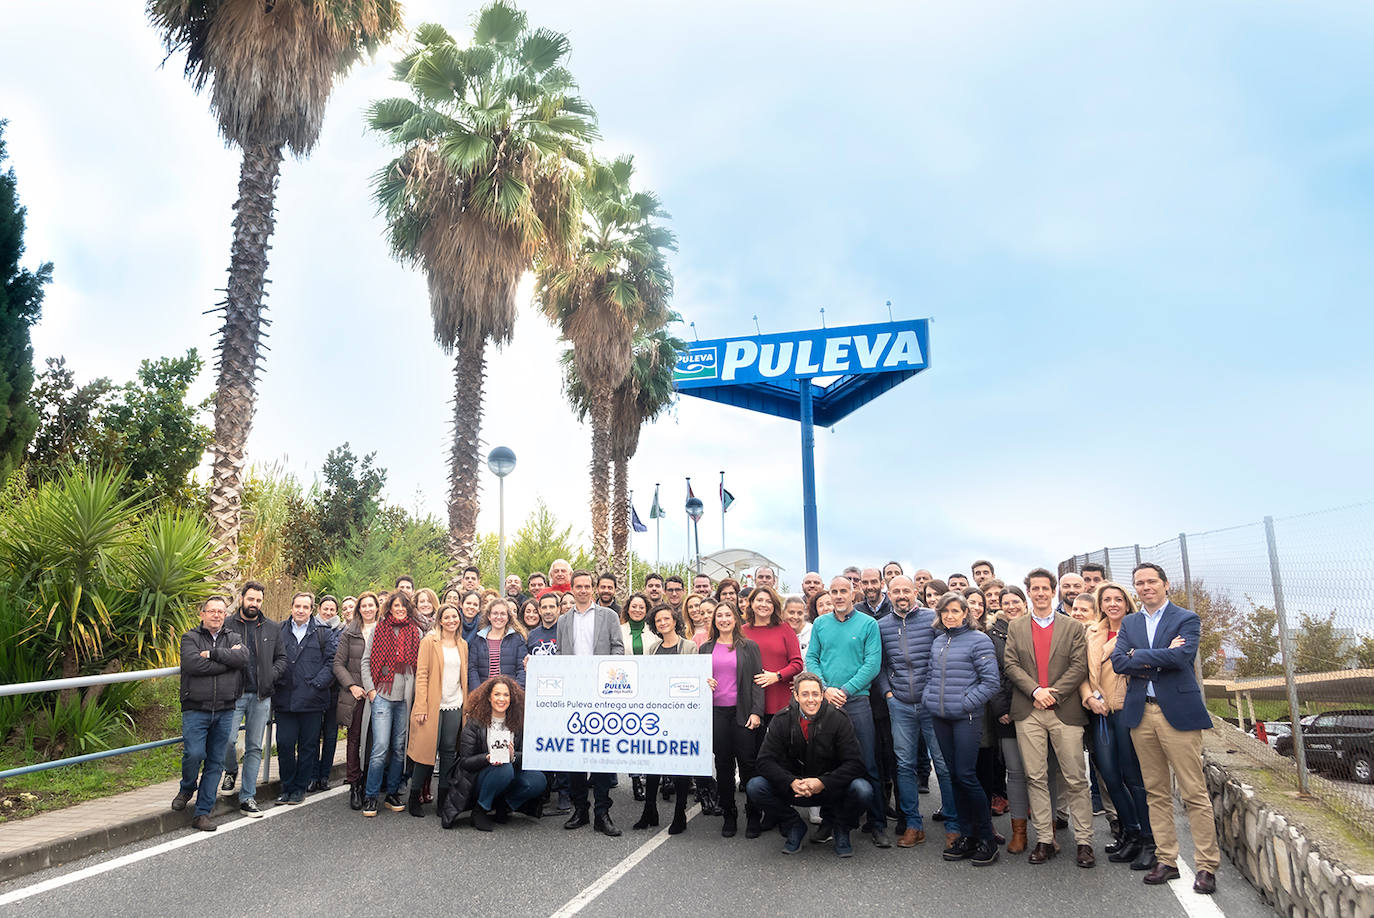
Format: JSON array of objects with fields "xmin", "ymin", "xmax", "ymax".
[
  {"xmin": 369, "ymin": 615, "xmax": 420, "ymax": 693},
  {"xmin": 628, "ymin": 619, "xmax": 645, "ymax": 655}
]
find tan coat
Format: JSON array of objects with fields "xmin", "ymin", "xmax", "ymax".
[
  {"xmin": 405, "ymin": 633, "xmax": 469, "ymax": 767},
  {"xmin": 1080, "ymin": 621, "xmax": 1128, "ymax": 713}
]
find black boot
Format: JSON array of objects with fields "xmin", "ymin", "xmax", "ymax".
[
  {"xmin": 668, "ymin": 795, "xmax": 688, "ymax": 835},
  {"xmin": 697, "ymin": 778, "xmax": 722, "ymax": 817},
  {"xmin": 633, "ymin": 798, "xmax": 660, "ymax": 830},
  {"xmin": 407, "ymin": 788, "xmax": 424, "ymax": 817},
  {"xmin": 722, "ymin": 803, "xmax": 738, "ymax": 838},
  {"xmin": 349, "ymin": 781, "xmax": 364, "ymax": 811},
  {"xmin": 1109, "ymin": 831, "xmax": 1143, "ymax": 864},
  {"xmin": 744, "ymin": 802, "xmax": 762, "ymax": 839},
  {"xmin": 632, "ymin": 775, "xmax": 646, "ymax": 802}
]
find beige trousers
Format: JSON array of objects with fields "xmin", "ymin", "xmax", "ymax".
[
  {"xmin": 1015, "ymin": 707, "xmax": 1094, "ymax": 845},
  {"xmin": 1131, "ymin": 702, "xmax": 1220, "ymax": 873}
]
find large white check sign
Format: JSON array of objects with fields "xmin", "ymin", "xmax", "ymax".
[{"xmin": 523, "ymin": 654, "xmax": 713, "ymax": 775}]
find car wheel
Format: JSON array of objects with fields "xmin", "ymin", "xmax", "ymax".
[{"xmin": 1352, "ymin": 753, "xmax": 1372, "ymax": 785}]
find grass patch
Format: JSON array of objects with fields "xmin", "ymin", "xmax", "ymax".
[{"xmin": 0, "ymin": 677, "xmax": 184, "ymax": 823}]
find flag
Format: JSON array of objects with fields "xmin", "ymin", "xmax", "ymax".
[
  {"xmin": 686, "ymin": 479, "xmax": 695, "ymax": 500},
  {"xmin": 649, "ymin": 484, "xmax": 664, "ymax": 519},
  {"xmin": 721, "ymin": 486, "xmax": 735, "ymax": 513},
  {"xmin": 631, "ymin": 504, "xmax": 648, "ymax": 533}
]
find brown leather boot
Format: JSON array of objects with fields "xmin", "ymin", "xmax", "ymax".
[
  {"xmin": 945, "ymin": 831, "xmax": 959, "ymax": 849},
  {"xmin": 1007, "ymin": 818, "xmax": 1028, "ymax": 854}
]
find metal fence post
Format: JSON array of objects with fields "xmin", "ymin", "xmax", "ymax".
[
  {"xmin": 1179, "ymin": 532, "xmax": 1205, "ymax": 687},
  {"xmin": 1265, "ymin": 514, "xmax": 1311, "ymax": 796},
  {"xmin": 262, "ymin": 718, "xmax": 274, "ymax": 786}
]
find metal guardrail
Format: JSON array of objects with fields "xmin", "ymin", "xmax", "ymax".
[{"xmin": 0, "ymin": 666, "xmax": 273, "ymax": 785}]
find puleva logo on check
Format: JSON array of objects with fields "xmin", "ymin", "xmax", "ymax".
[{"xmin": 598, "ymin": 661, "xmax": 638, "ymax": 698}]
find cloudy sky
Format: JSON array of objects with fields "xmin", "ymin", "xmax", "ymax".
[{"xmin": 4, "ymin": 1, "xmax": 1372, "ymax": 590}]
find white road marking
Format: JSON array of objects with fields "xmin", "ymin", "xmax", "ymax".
[
  {"xmin": 548, "ymin": 805, "xmax": 701, "ymax": 918},
  {"xmin": 1172, "ymin": 860, "xmax": 1227, "ymax": 918},
  {"xmin": 0, "ymin": 785, "xmax": 349, "ymax": 906}
]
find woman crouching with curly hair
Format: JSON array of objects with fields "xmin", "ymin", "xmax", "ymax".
[{"xmin": 440, "ymin": 675, "xmax": 547, "ymax": 831}]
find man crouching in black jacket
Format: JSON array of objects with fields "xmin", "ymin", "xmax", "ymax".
[
  {"xmin": 173, "ymin": 596, "xmax": 248, "ymax": 831},
  {"xmin": 746, "ymin": 671, "xmax": 874, "ymax": 857}
]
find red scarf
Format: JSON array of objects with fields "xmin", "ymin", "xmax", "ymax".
[{"xmin": 370, "ymin": 616, "xmax": 420, "ymax": 693}]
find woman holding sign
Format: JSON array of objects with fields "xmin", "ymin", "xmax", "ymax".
[
  {"xmin": 635, "ymin": 605, "xmax": 698, "ymax": 834},
  {"xmin": 703, "ymin": 603, "xmax": 765, "ymax": 838},
  {"xmin": 440, "ymin": 675, "xmax": 546, "ymax": 831}
]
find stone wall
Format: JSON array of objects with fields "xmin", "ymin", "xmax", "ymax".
[{"xmin": 1205, "ymin": 755, "xmax": 1374, "ymax": 918}]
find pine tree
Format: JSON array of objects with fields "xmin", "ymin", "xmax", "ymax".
[{"xmin": 0, "ymin": 121, "xmax": 52, "ymax": 483}]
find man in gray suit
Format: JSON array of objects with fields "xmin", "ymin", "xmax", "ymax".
[{"xmin": 556, "ymin": 569, "xmax": 625, "ymax": 836}]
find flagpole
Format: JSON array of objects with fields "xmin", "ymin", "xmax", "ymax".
[
  {"xmin": 685, "ymin": 477, "xmax": 691, "ymax": 564},
  {"xmin": 720, "ymin": 470, "xmax": 726, "ymax": 550},
  {"xmin": 654, "ymin": 482, "xmax": 661, "ymax": 569},
  {"xmin": 628, "ymin": 489, "xmax": 635, "ymax": 594}
]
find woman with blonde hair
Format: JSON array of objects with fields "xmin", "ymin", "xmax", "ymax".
[
  {"xmin": 413, "ymin": 588, "xmax": 440, "ymax": 630},
  {"xmin": 405, "ymin": 602, "xmax": 469, "ymax": 817},
  {"xmin": 1081, "ymin": 581, "xmax": 1152, "ymax": 867},
  {"xmin": 468, "ymin": 598, "xmax": 528, "ymax": 690}
]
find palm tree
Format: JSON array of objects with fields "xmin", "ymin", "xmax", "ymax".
[
  {"xmin": 563, "ymin": 326, "xmax": 681, "ymax": 593},
  {"xmin": 148, "ymin": 0, "xmax": 404, "ymax": 579},
  {"xmin": 609, "ymin": 328, "xmax": 681, "ymax": 590},
  {"xmin": 369, "ymin": 4, "xmax": 596, "ymax": 570},
  {"xmin": 537, "ymin": 156, "xmax": 674, "ymax": 572}
]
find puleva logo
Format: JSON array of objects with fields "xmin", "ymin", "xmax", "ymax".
[
  {"xmin": 673, "ymin": 346, "xmax": 718, "ymax": 382},
  {"xmin": 598, "ymin": 660, "xmax": 638, "ymax": 698}
]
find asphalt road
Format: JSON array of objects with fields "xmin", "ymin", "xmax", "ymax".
[{"xmin": 0, "ymin": 781, "xmax": 1279, "ymax": 918}]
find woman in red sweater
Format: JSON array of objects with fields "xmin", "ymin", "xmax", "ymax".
[{"xmin": 741, "ymin": 585, "xmax": 804, "ymax": 720}]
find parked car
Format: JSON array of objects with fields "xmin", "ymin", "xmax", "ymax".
[{"xmin": 1274, "ymin": 709, "xmax": 1374, "ymax": 784}]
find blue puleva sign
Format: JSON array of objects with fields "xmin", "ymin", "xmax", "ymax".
[{"xmin": 673, "ymin": 318, "xmax": 929, "ymax": 387}]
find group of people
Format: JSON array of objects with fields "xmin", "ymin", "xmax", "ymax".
[{"xmin": 175, "ymin": 556, "xmax": 1221, "ymax": 895}]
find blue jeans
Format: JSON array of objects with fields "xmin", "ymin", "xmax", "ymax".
[
  {"xmin": 180, "ymin": 708, "xmax": 236, "ymax": 817},
  {"xmin": 365, "ymin": 696, "xmax": 410, "ymax": 798},
  {"xmin": 838, "ymin": 694, "xmax": 885, "ymax": 832},
  {"xmin": 221, "ymin": 692, "xmax": 271, "ymax": 800},
  {"xmin": 890, "ymin": 700, "xmax": 960, "ymax": 833},
  {"xmin": 275, "ymin": 711, "xmax": 322, "ymax": 796},
  {"xmin": 931, "ymin": 711, "xmax": 993, "ymax": 842},
  {"xmin": 1094, "ymin": 712, "xmax": 1151, "ymax": 838},
  {"xmin": 474, "ymin": 764, "xmax": 547, "ymax": 811},
  {"xmin": 746, "ymin": 775, "xmax": 873, "ymax": 831}
]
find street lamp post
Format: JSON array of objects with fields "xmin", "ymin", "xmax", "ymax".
[
  {"xmin": 685, "ymin": 496, "xmax": 704, "ymax": 575},
  {"xmin": 487, "ymin": 447, "xmax": 517, "ymax": 586}
]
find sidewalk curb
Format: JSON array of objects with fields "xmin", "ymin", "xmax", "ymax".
[{"xmin": 0, "ymin": 762, "xmax": 347, "ymax": 884}]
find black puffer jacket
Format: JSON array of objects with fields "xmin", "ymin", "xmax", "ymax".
[
  {"xmin": 179, "ymin": 625, "xmax": 249, "ymax": 713},
  {"xmin": 986, "ymin": 615, "xmax": 1016, "ymax": 739},
  {"xmin": 439, "ymin": 718, "xmax": 529, "ymax": 829},
  {"xmin": 755, "ymin": 698, "xmax": 866, "ymax": 794}
]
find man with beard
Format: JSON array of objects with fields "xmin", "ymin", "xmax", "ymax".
[{"xmin": 220, "ymin": 580, "xmax": 287, "ymax": 817}]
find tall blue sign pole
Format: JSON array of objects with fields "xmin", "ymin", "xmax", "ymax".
[{"xmin": 673, "ymin": 318, "xmax": 931, "ymax": 575}]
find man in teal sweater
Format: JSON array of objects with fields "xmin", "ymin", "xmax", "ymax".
[{"xmin": 804, "ymin": 576, "xmax": 888, "ymax": 848}]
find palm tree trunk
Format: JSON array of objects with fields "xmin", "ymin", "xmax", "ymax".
[
  {"xmin": 588, "ymin": 389, "xmax": 613, "ymax": 574},
  {"xmin": 207, "ymin": 141, "xmax": 284, "ymax": 582},
  {"xmin": 448, "ymin": 334, "xmax": 486, "ymax": 572},
  {"xmin": 612, "ymin": 452, "xmax": 629, "ymax": 602}
]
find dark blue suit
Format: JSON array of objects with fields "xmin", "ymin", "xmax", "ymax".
[{"xmin": 1110, "ymin": 602, "xmax": 1211, "ymax": 732}]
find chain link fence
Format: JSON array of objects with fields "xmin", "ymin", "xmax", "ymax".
[{"xmin": 1060, "ymin": 500, "xmax": 1374, "ymax": 831}]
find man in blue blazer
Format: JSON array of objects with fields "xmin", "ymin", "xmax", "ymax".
[{"xmin": 1111, "ymin": 563, "xmax": 1219, "ymax": 895}]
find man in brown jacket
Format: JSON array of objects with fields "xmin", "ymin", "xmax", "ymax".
[{"xmin": 1002, "ymin": 568, "xmax": 1095, "ymax": 868}]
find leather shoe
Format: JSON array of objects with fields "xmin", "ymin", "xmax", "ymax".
[
  {"xmin": 1076, "ymin": 844, "xmax": 1095, "ymax": 868},
  {"xmin": 1028, "ymin": 842, "xmax": 1057, "ymax": 864},
  {"xmin": 1131, "ymin": 843, "xmax": 1158, "ymax": 871},
  {"xmin": 1144, "ymin": 863, "xmax": 1181, "ymax": 885},
  {"xmin": 594, "ymin": 814, "xmax": 622, "ymax": 837},
  {"xmin": 1193, "ymin": 870, "xmax": 1217, "ymax": 895},
  {"xmin": 563, "ymin": 810, "xmax": 590, "ymax": 830},
  {"xmin": 897, "ymin": 828, "xmax": 925, "ymax": 847}
]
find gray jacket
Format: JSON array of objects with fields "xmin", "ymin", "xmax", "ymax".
[{"xmin": 554, "ymin": 605, "xmax": 625, "ymax": 655}]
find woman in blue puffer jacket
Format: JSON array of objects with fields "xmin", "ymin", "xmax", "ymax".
[{"xmin": 923, "ymin": 592, "xmax": 1002, "ymax": 867}]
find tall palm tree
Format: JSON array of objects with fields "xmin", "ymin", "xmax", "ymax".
[
  {"xmin": 537, "ymin": 156, "xmax": 674, "ymax": 572},
  {"xmin": 608, "ymin": 328, "xmax": 681, "ymax": 590},
  {"xmin": 369, "ymin": 3, "xmax": 595, "ymax": 569},
  {"xmin": 148, "ymin": 0, "xmax": 404, "ymax": 578}
]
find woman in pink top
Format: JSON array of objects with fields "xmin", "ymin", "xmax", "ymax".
[{"xmin": 702, "ymin": 603, "xmax": 764, "ymax": 839}]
